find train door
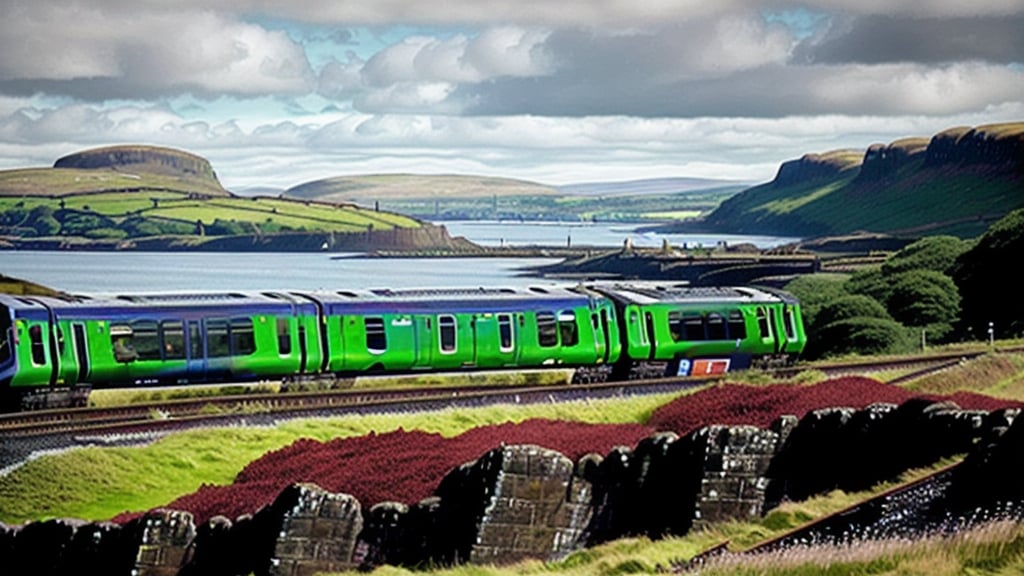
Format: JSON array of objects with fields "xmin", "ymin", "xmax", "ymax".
[
  {"xmin": 600, "ymin": 309, "xmax": 613, "ymax": 363},
  {"xmin": 769, "ymin": 308, "xmax": 783, "ymax": 354},
  {"xmin": 72, "ymin": 323, "xmax": 90, "ymax": 383},
  {"xmin": 412, "ymin": 315, "xmax": 433, "ymax": 369},
  {"xmin": 644, "ymin": 311, "xmax": 656, "ymax": 360},
  {"xmin": 186, "ymin": 320, "xmax": 206, "ymax": 382}
]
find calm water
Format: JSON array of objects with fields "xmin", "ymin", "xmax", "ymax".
[
  {"xmin": 1, "ymin": 222, "xmax": 798, "ymax": 293},
  {"xmin": 438, "ymin": 220, "xmax": 799, "ymax": 250}
]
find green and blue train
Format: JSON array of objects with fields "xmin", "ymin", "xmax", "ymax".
[{"xmin": 0, "ymin": 282, "xmax": 806, "ymax": 412}]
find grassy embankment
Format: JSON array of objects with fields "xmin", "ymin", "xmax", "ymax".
[{"xmin": 2, "ymin": 352, "xmax": 1023, "ymax": 574}]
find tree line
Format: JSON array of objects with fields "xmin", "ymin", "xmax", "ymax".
[{"xmin": 785, "ymin": 208, "xmax": 1024, "ymax": 358}]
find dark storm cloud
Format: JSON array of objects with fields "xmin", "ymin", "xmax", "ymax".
[{"xmin": 799, "ymin": 14, "xmax": 1024, "ymax": 64}]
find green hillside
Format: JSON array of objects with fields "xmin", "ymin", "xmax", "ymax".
[
  {"xmin": 0, "ymin": 145, "xmax": 424, "ymax": 247},
  {"xmin": 698, "ymin": 123, "xmax": 1024, "ymax": 239}
]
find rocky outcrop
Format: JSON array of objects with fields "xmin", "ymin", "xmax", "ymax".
[
  {"xmin": 854, "ymin": 138, "xmax": 930, "ymax": 183},
  {"xmin": 924, "ymin": 123, "xmax": 1024, "ymax": 168},
  {"xmin": 54, "ymin": 145, "xmax": 224, "ymax": 189},
  {"xmin": 771, "ymin": 150, "xmax": 862, "ymax": 188}
]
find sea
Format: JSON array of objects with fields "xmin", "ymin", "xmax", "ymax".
[{"xmin": 1, "ymin": 221, "xmax": 799, "ymax": 294}]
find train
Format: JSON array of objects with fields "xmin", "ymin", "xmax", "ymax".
[{"xmin": 0, "ymin": 282, "xmax": 806, "ymax": 412}]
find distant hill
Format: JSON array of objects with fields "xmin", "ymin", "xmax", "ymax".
[
  {"xmin": 0, "ymin": 145, "xmax": 476, "ymax": 253},
  {"xmin": 686, "ymin": 122, "xmax": 1024, "ymax": 239},
  {"xmin": 285, "ymin": 174, "xmax": 739, "ymax": 222},
  {"xmin": 0, "ymin": 144, "xmax": 230, "ymax": 198},
  {"xmin": 286, "ymin": 174, "xmax": 559, "ymax": 202},
  {"xmin": 557, "ymin": 177, "xmax": 756, "ymax": 196}
]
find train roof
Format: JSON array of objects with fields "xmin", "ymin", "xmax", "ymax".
[
  {"xmin": 2, "ymin": 284, "xmax": 607, "ymax": 319},
  {"xmin": 301, "ymin": 284, "xmax": 601, "ymax": 314},
  {"xmin": 587, "ymin": 281, "xmax": 798, "ymax": 305}
]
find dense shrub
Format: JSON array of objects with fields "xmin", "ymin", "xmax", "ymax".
[
  {"xmin": 881, "ymin": 235, "xmax": 971, "ymax": 276},
  {"xmin": 952, "ymin": 208, "xmax": 1024, "ymax": 338}
]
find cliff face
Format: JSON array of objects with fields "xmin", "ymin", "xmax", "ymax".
[
  {"xmin": 54, "ymin": 145, "xmax": 224, "ymax": 188},
  {"xmin": 854, "ymin": 138, "xmax": 930, "ymax": 183},
  {"xmin": 696, "ymin": 122, "xmax": 1024, "ymax": 239},
  {"xmin": 923, "ymin": 124, "xmax": 1024, "ymax": 168},
  {"xmin": 771, "ymin": 150, "xmax": 862, "ymax": 187}
]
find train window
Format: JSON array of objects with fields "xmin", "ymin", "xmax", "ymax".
[
  {"xmin": 536, "ymin": 312, "xmax": 558, "ymax": 347},
  {"xmin": 683, "ymin": 313, "xmax": 704, "ymax": 340},
  {"xmin": 29, "ymin": 325, "xmax": 46, "ymax": 366},
  {"xmin": 111, "ymin": 324, "xmax": 137, "ymax": 362},
  {"xmin": 498, "ymin": 314, "xmax": 514, "ymax": 352},
  {"xmin": 728, "ymin": 310, "xmax": 746, "ymax": 339},
  {"xmin": 784, "ymin": 307, "xmax": 798, "ymax": 341},
  {"xmin": 757, "ymin": 307, "xmax": 773, "ymax": 340},
  {"xmin": 161, "ymin": 321, "xmax": 185, "ymax": 360},
  {"xmin": 668, "ymin": 311, "xmax": 684, "ymax": 342},
  {"xmin": 365, "ymin": 317, "xmax": 387, "ymax": 353},
  {"xmin": 131, "ymin": 320, "xmax": 161, "ymax": 361},
  {"xmin": 231, "ymin": 318, "xmax": 256, "ymax": 356},
  {"xmin": 559, "ymin": 311, "xmax": 579, "ymax": 347},
  {"xmin": 439, "ymin": 315, "xmax": 457, "ymax": 354},
  {"xmin": 207, "ymin": 320, "xmax": 230, "ymax": 357},
  {"xmin": 277, "ymin": 318, "xmax": 292, "ymax": 355},
  {"xmin": 706, "ymin": 313, "xmax": 727, "ymax": 340}
]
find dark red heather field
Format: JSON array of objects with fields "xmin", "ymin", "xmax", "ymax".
[{"xmin": 114, "ymin": 377, "xmax": 1024, "ymax": 525}]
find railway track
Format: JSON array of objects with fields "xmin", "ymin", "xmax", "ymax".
[{"xmin": 1, "ymin": 348, "xmax": 1004, "ymax": 439}]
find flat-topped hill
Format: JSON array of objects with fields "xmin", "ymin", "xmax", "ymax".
[{"xmin": 1, "ymin": 145, "xmax": 230, "ymax": 198}]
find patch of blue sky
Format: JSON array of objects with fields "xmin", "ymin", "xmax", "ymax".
[
  {"xmin": 168, "ymin": 94, "xmax": 350, "ymax": 130},
  {"xmin": 762, "ymin": 7, "xmax": 829, "ymax": 40},
  {"xmin": 245, "ymin": 16, "xmax": 471, "ymax": 69}
]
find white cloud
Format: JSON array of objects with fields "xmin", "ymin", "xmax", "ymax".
[{"xmin": 0, "ymin": 6, "xmax": 314, "ymax": 98}]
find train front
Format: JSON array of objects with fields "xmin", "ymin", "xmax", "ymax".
[{"xmin": 0, "ymin": 296, "xmax": 21, "ymax": 409}]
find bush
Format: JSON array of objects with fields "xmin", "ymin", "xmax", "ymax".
[
  {"xmin": 882, "ymin": 235, "xmax": 971, "ymax": 276},
  {"xmin": 807, "ymin": 317, "xmax": 915, "ymax": 358},
  {"xmin": 813, "ymin": 295, "xmax": 892, "ymax": 329},
  {"xmin": 885, "ymin": 270, "xmax": 961, "ymax": 333},
  {"xmin": 952, "ymin": 208, "xmax": 1024, "ymax": 338}
]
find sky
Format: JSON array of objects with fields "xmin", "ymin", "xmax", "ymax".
[{"xmin": 0, "ymin": 1, "xmax": 1022, "ymax": 192}]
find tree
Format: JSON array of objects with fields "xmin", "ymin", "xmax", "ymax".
[
  {"xmin": 27, "ymin": 206, "xmax": 61, "ymax": 236},
  {"xmin": 846, "ymin": 268, "xmax": 892, "ymax": 304},
  {"xmin": 885, "ymin": 270, "xmax": 961, "ymax": 342},
  {"xmin": 881, "ymin": 235, "xmax": 971, "ymax": 276},
  {"xmin": 783, "ymin": 274, "xmax": 849, "ymax": 328},
  {"xmin": 806, "ymin": 317, "xmax": 914, "ymax": 359},
  {"xmin": 952, "ymin": 208, "xmax": 1024, "ymax": 339},
  {"xmin": 814, "ymin": 294, "xmax": 892, "ymax": 328}
]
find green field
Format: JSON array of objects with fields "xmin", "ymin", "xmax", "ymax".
[{"xmin": 0, "ymin": 190, "xmax": 422, "ymax": 241}]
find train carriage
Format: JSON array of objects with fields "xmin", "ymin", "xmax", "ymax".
[
  {"xmin": 590, "ymin": 282, "xmax": 806, "ymax": 379},
  {"xmin": 300, "ymin": 285, "xmax": 621, "ymax": 376},
  {"xmin": 0, "ymin": 291, "xmax": 322, "ymax": 410}
]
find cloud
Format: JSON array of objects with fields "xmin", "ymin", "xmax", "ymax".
[
  {"xmin": 0, "ymin": 5, "xmax": 315, "ymax": 99},
  {"xmin": 798, "ymin": 14, "xmax": 1024, "ymax": 64}
]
